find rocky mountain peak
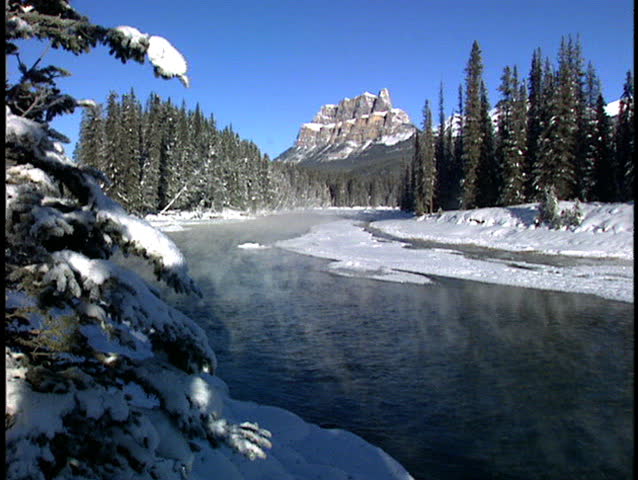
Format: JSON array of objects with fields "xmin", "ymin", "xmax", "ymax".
[{"xmin": 276, "ymin": 88, "xmax": 416, "ymax": 167}]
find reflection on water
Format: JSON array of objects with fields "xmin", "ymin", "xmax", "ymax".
[{"xmin": 163, "ymin": 213, "xmax": 633, "ymax": 480}]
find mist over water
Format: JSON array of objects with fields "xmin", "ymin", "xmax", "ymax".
[{"xmin": 162, "ymin": 212, "xmax": 633, "ymax": 480}]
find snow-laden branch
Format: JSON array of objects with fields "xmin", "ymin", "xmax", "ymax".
[{"xmin": 49, "ymin": 249, "xmax": 215, "ymax": 373}]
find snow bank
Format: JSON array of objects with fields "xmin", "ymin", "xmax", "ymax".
[
  {"xmin": 374, "ymin": 202, "xmax": 633, "ymax": 259},
  {"xmin": 277, "ymin": 204, "xmax": 633, "ymax": 302},
  {"xmin": 238, "ymin": 242, "xmax": 270, "ymax": 250},
  {"xmin": 189, "ymin": 376, "xmax": 414, "ymax": 480},
  {"xmin": 146, "ymin": 208, "xmax": 255, "ymax": 231}
]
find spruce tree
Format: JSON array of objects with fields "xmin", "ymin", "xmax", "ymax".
[
  {"xmin": 411, "ymin": 132, "xmax": 425, "ymax": 214},
  {"xmin": 446, "ymin": 84, "xmax": 465, "ymax": 210},
  {"xmin": 526, "ymin": 48, "xmax": 545, "ymax": 200},
  {"xmin": 476, "ymin": 81, "xmax": 498, "ymax": 207},
  {"xmin": 6, "ymin": 2, "xmax": 272, "ymax": 478},
  {"xmin": 421, "ymin": 100, "xmax": 437, "ymax": 213},
  {"xmin": 157, "ymin": 99, "xmax": 178, "ymax": 210},
  {"xmin": 497, "ymin": 65, "xmax": 527, "ymax": 205},
  {"xmin": 118, "ymin": 88, "xmax": 144, "ymax": 212},
  {"xmin": 461, "ymin": 41, "xmax": 485, "ymax": 209},
  {"xmin": 535, "ymin": 38, "xmax": 579, "ymax": 200},
  {"xmin": 591, "ymin": 94, "xmax": 616, "ymax": 201},
  {"xmin": 615, "ymin": 70, "xmax": 634, "ymax": 201},
  {"xmin": 578, "ymin": 63, "xmax": 603, "ymax": 200},
  {"xmin": 103, "ymin": 91, "xmax": 123, "ymax": 196},
  {"xmin": 74, "ymin": 102, "xmax": 107, "ymax": 175},
  {"xmin": 436, "ymin": 82, "xmax": 454, "ymax": 210},
  {"xmin": 140, "ymin": 92, "xmax": 164, "ymax": 212}
]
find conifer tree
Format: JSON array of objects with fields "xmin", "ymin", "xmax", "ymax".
[
  {"xmin": 578, "ymin": 63, "xmax": 603, "ymax": 200},
  {"xmin": 476, "ymin": 81, "xmax": 498, "ymax": 207},
  {"xmin": 615, "ymin": 70, "xmax": 634, "ymax": 201},
  {"xmin": 461, "ymin": 41, "xmax": 485, "ymax": 209},
  {"xmin": 421, "ymin": 100, "xmax": 437, "ymax": 213},
  {"xmin": 140, "ymin": 92, "xmax": 164, "ymax": 211},
  {"xmin": 526, "ymin": 48, "xmax": 546, "ymax": 200},
  {"xmin": 497, "ymin": 65, "xmax": 527, "ymax": 205},
  {"xmin": 103, "ymin": 91, "xmax": 122, "ymax": 196},
  {"xmin": 399, "ymin": 161, "xmax": 414, "ymax": 211},
  {"xmin": 118, "ymin": 88, "xmax": 144, "ymax": 211},
  {"xmin": 535, "ymin": 38, "xmax": 579, "ymax": 200},
  {"xmin": 74, "ymin": 103, "xmax": 107, "ymax": 175},
  {"xmin": 435, "ymin": 82, "xmax": 454, "ymax": 210},
  {"xmin": 6, "ymin": 2, "xmax": 272, "ymax": 478},
  {"xmin": 591, "ymin": 94, "xmax": 616, "ymax": 201},
  {"xmin": 445, "ymin": 85, "xmax": 465, "ymax": 209}
]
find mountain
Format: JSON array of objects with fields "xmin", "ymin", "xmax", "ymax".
[{"xmin": 275, "ymin": 88, "xmax": 417, "ymax": 175}]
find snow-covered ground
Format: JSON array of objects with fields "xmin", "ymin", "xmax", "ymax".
[
  {"xmin": 146, "ymin": 208, "xmax": 257, "ymax": 231},
  {"xmin": 275, "ymin": 203, "xmax": 633, "ymax": 303},
  {"xmin": 188, "ymin": 375, "xmax": 413, "ymax": 480}
]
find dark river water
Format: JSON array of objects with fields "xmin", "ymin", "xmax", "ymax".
[{"xmin": 160, "ymin": 211, "xmax": 633, "ymax": 480}]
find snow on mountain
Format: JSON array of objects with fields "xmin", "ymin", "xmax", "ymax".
[
  {"xmin": 275, "ymin": 88, "xmax": 416, "ymax": 166},
  {"xmin": 604, "ymin": 99, "xmax": 621, "ymax": 117}
]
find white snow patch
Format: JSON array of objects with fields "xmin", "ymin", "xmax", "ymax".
[
  {"xmin": 114, "ymin": 25, "xmax": 149, "ymax": 48},
  {"xmin": 380, "ymin": 129, "xmax": 415, "ymax": 146},
  {"xmin": 237, "ymin": 242, "xmax": 269, "ymax": 250},
  {"xmin": 302, "ymin": 122, "xmax": 323, "ymax": 132},
  {"xmin": 277, "ymin": 204, "xmax": 633, "ymax": 302},
  {"xmin": 605, "ymin": 99, "xmax": 621, "ymax": 117},
  {"xmin": 146, "ymin": 209, "xmax": 255, "ymax": 231},
  {"xmin": 147, "ymin": 35, "xmax": 189, "ymax": 87},
  {"xmin": 189, "ymin": 375, "xmax": 414, "ymax": 480}
]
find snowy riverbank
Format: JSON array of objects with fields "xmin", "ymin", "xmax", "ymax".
[
  {"xmin": 190, "ymin": 375, "xmax": 413, "ymax": 480},
  {"xmin": 148, "ymin": 202, "xmax": 633, "ymax": 303},
  {"xmin": 274, "ymin": 203, "xmax": 633, "ymax": 303}
]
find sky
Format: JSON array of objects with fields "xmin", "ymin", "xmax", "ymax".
[{"xmin": 9, "ymin": 0, "xmax": 634, "ymax": 160}]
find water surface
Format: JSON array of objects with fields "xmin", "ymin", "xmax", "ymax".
[{"xmin": 163, "ymin": 212, "xmax": 633, "ymax": 480}]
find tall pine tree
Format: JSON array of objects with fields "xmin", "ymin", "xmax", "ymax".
[
  {"xmin": 461, "ymin": 41, "xmax": 485, "ymax": 209},
  {"xmin": 497, "ymin": 65, "xmax": 527, "ymax": 205},
  {"xmin": 615, "ymin": 70, "xmax": 634, "ymax": 201}
]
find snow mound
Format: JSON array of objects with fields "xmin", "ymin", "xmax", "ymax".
[
  {"xmin": 277, "ymin": 205, "xmax": 633, "ymax": 302},
  {"xmin": 238, "ymin": 242, "xmax": 270, "ymax": 250},
  {"xmin": 189, "ymin": 376, "xmax": 415, "ymax": 480},
  {"xmin": 383, "ymin": 202, "xmax": 634, "ymax": 259}
]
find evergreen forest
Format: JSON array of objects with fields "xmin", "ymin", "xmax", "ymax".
[
  {"xmin": 74, "ymin": 36, "xmax": 634, "ymax": 217},
  {"xmin": 404, "ymin": 37, "xmax": 634, "ymax": 215}
]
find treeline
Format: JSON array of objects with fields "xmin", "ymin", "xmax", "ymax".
[
  {"xmin": 323, "ymin": 170, "xmax": 404, "ymax": 207},
  {"xmin": 404, "ymin": 36, "xmax": 634, "ymax": 215},
  {"xmin": 74, "ymin": 91, "xmax": 333, "ymax": 214}
]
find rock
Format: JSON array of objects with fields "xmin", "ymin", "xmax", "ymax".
[{"xmin": 276, "ymin": 88, "xmax": 417, "ymax": 170}]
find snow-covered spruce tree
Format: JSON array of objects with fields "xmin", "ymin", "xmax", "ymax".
[
  {"xmin": 615, "ymin": 70, "xmax": 634, "ymax": 201},
  {"xmin": 535, "ymin": 37, "xmax": 581, "ymax": 200},
  {"xmin": 5, "ymin": 2, "xmax": 271, "ymax": 479},
  {"xmin": 525, "ymin": 48, "xmax": 546, "ymax": 201},
  {"xmin": 460, "ymin": 41, "xmax": 485, "ymax": 209},
  {"xmin": 496, "ymin": 65, "xmax": 527, "ymax": 206}
]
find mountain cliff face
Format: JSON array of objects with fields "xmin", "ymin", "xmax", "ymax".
[{"xmin": 276, "ymin": 88, "xmax": 416, "ymax": 173}]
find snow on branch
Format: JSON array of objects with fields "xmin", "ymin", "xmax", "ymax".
[
  {"xmin": 106, "ymin": 26, "xmax": 189, "ymax": 87},
  {"xmin": 6, "ymin": 109, "xmax": 198, "ymax": 295},
  {"xmin": 49, "ymin": 249, "xmax": 215, "ymax": 373},
  {"xmin": 147, "ymin": 35, "xmax": 190, "ymax": 87},
  {"xmin": 88, "ymin": 182, "xmax": 201, "ymax": 295}
]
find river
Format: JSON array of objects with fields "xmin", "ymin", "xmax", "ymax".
[{"xmin": 159, "ymin": 211, "xmax": 633, "ymax": 480}]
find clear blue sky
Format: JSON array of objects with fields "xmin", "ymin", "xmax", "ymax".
[{"xmin": 9, "ymin": 0, "xmax": 634, "ymax": 159}]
